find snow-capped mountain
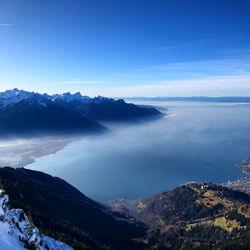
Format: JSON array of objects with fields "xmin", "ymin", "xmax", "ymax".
[
  {"xmin": 51, "ymin": 92, "xmax": 88, "ymax": 103},
  {"xmin": 0, "ymin": 189, "xmax": 72, "ymax": 250},
  {"xmin": 0, "ymin": 89, "xmax": 112, "ymax": 109},
  {"xmin": 0, "ymin": 89, "xmax": 161, "ymax": 136},
  {"xmin": 0, "ymin": 89, "xmax": 34, "ymax": 108}
]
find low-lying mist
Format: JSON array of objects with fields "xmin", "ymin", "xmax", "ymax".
[
  {"xmin": 22, "ymin": 101, "xmax": 250, "ymax": 201},
  {"xmin": 0, "ymin": 136, "xmax": 73, "ymax": 168}
]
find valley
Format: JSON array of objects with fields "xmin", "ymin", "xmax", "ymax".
[
  {"xmin": 1, "ymin": 1, "xmax": 250, "ymax": 249},
  {"xmin": 0, "ymin": 167, "xmax": 249, "ymax": 249}
]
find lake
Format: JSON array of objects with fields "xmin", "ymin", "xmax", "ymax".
[{"xmin": 26, "ymin": 101, "xmax": 250, "ymax": 201}]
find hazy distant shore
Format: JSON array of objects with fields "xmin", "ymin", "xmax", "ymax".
[
  {"xmin": 124, "ymin": 96, "xmax": 250, "ymax": 103},
  {"xmin": 0, "ymin": 136, "xmax": 72, "ymax": 168},
  {"xmin": 223, "ymin": 158, "xmax": 250, "ymax": 194}
]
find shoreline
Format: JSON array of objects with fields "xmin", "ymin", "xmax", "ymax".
[
  {"xmin": 223, "ymin": 158, "xmax": 250, "ymax": 194},
  {"xmin": 0, "ymin": 136, "xmax": 72, "ymax": 168}
]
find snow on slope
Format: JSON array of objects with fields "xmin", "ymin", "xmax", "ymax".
[
  {"xmin": 51, "ymin": 92, "xmax": 83, "ymax": 103},
  {"xmin": 0, "ymin": 89, "xmax": 33, "ymax": 108},
  {"xmin": 0, "ymin": 88, "xmax": 113, "ymax": 109},
  {"xmin": 0, "ymin": 189, "xmax": 73, "ymax": 250},
  {"xmin": 0, "ymin": 221, "xmax": 24, "ymax": 250}
]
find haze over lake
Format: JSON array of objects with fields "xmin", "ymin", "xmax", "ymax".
[{"xmin": 23, "ymin": 101, "xmax": 250, "ymax": 201}]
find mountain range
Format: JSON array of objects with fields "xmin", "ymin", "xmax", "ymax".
[
  {"xmin": 0, "ymin": 89, "xmax": 162, "ymax": 136},
  {"xmin": 0, "ymin": 167, "xmax": 249, "ymax": 249},
  {"xmin": 124, "ymin": 96, "xmax": 250, "ymax": 103}
]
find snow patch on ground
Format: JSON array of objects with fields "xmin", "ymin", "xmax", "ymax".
[
  {"xmin": 0, "ymin": 189, "xmax": 73, "ymax": 250},
  {"xmin": 0, "ymin": 221, "xmax": 25, "ymax": 250}
]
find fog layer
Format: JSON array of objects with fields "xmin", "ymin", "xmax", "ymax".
[
  {"xmin": 22, "ymin": 101, "xmax": 250, "ymax": 201},
  {"xmin": 0, "ymin": 136, "xmax": 72, "ymax": 167}
]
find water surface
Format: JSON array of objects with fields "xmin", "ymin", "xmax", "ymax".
[{"xmin": 27, "ymin": 101, "xmax": 250, "ymax": 201}]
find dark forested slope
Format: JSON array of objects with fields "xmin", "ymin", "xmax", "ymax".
[
  {"xmin": 1, "ymin": 166, "xmax": 249, "ymax": 249},
  {"xmin": 105, "ymin": 183, "xmax": 250, "ymax": 249},
  {"xmin": 0, "ymin": 167, "xmax": 146, "ymax": 249}
]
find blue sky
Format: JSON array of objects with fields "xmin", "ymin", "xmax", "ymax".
[{"xmin": 0, "ymin": 0, "xmax": 250, "ymax": 97}]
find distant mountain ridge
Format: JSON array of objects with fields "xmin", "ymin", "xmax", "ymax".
[
  {"xmin": 0, "ymin": 89, "xmax": 162, "ymax": 136},
  {"xmin": 0, "ymin": 89, "xmax": 118, "ymax": 109},
  {"xmin": 124, "ymin": 96, "xmax": 250, "ymax": 102}
]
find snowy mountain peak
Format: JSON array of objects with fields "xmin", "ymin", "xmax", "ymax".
[
  {"xmin": 61, "ymin": 91, "xmax": 83, "ymax": 102},
  {"xmin": 0, "ymin": 189, "xmax": 72, "ymax": 250},
  {"xmin": 92, "ymin": 95, "xmax": 115, "ymax": 104},
  {"xmin": 0, "ymin": 89, "xmax": 35, "ymax": 108},
  {"xmin": 0, "ymin": 89, "xmax": 117, "ymax": 109},
  {"xmin": 50, "ymin": 92, "xmax": 82, "ymax": 103},
  {"xmin": 1, "ymin": 88, "xmax": 31, "ymax": 97}
]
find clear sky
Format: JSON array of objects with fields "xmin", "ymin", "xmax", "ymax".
[{"xmin": 0, "ymin": 0, "xmax": 250, "ymax": 97}]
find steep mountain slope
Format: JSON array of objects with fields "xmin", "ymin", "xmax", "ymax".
[
  {"xmin": 0, "ymin": 167, "xmax": 146, "ymax": 250},
  {"xmin": 0, "ymin": 95, "xmax": 106, "ymax": 136},
  {"xmin": 0, "ymin": 166, "xmax": 249, "ymax": 249},
  {"xmin": 0, "ymin": 189, "xmax": 72, "ymax": 249},
  {"xmin": 0, "ymin": 89, "xmax": 162, "ymax": 136},
  {"xmin": 62, "ymin": 97, "xmax": 162, "ymax": 121},
  {"xmin": 105, "ymin": 183, "xmax": 250, "ymax": 249},
  {"xmin": 0, "ymin": 89, "xmax": 162, "ymax": 120},
  {"xmin": 0, "ymin": 89, "xmax": 33, "ymax": 108}
]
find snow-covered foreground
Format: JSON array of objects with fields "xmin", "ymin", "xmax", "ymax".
[{"xmin": 0, "ymin": 189, "xmax": 73, "ymax": 250}]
